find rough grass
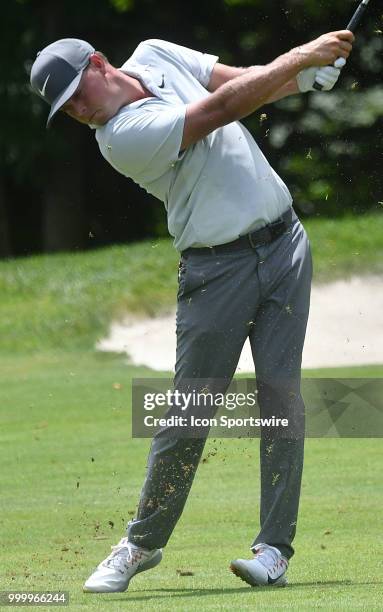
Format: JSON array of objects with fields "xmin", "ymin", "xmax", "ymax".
[
  {"xmin": 307, "ymin": 213, "xmax": 383, "ymax": 282},
  {"xmin": 0, "ymin": 239, "xmax": 179, "ymax": 353}
]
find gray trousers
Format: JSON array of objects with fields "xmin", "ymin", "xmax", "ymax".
[{"xmin": 128, "ymin": 211, "xmax": 312, "ymax": 560}]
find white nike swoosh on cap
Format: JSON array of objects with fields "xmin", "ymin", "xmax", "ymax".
[{"xmin": 39, "ymin": 74, "xmax": 50, "ymax": 97}]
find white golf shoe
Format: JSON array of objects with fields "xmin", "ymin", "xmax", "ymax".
[
  {"xmin": 83, "ymin": 537, "xmax": 162, "ymax": 593},
  {"xmin": 230, "ymin": 543, "xmax": 288, "ymax": 587}
]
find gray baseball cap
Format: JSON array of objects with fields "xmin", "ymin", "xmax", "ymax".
[{"xmin": 30, "ymin": 38, "xmax": 95, "ymax": 126}]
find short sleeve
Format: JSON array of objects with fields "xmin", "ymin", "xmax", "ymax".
[
  {"xmin": 101, "ymin": 100, "xmax": 186, "ymax": 182},
  {"xmin": 134, "ymin": 39, "xmax": 218, "ymax": 88}
]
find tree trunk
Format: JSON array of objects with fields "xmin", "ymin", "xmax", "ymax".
[{"xmin": 42, "ymin": 161, "xmax": 85, "ymax": 253}]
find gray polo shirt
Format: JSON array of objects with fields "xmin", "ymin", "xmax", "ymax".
[{"xmin": 95, "ymin": 39, "xmax": 292, "ymax": 251}]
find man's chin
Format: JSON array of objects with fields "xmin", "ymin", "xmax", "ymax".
[
  {"xmin": 89, "ymin": 119, "xmax": 105, "ymax": 127},
  {"xmin": 89, "ymin": 112, "xmax": 109, "ymax": 127}
]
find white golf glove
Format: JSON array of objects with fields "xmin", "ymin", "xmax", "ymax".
[{"xmin": 297, "ymin": 62, "xmax": 345, "ymax": 93}]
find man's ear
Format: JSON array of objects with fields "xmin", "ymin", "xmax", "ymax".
[{"xmin": 89, "ymin": 53, "xmax": 106, "ymax": 72}]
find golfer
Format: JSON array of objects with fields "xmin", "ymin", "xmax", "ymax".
[{"xmin": 30, "ymin": 30, "xmax": 354, "ymax": 591}]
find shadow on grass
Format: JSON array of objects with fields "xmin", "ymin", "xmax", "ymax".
[{"xmin": 106, "ymin": 579, "xmax": 382, "ymax": 602}]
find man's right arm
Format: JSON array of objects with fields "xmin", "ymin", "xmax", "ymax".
[{"xmin": 181, "ymin": 30, "xmax": 354, "ymax": 150}]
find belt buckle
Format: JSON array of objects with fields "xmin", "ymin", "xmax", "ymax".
[
  {"xmin": 269, "ymin": 219, "xmax": 285, "ymax": 240},
  {"xmin": 248, "ymin": 231, "xmax": 258, "ymax": 249}
]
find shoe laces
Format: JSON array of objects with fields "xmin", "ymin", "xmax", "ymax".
[
  {"xmin": 253, "ymin": 544, "xmax": 287, "ymax": 573},
  {"xmin": 103, "ymin": 537, "xmax": 147, "ymax": 572}
]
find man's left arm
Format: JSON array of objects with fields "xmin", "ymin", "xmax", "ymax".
[
  {"xmin": 207, "ymin": 63, "xmax": 299, "ymax": 102},
  {"xmin": 207, "ymin": 61, "xmax": 340, "ymax": 101}
]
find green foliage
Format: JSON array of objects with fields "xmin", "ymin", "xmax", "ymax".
[
  {"xmin": 109, "ymin": 0, "xmax": 134, "ymax": 12},
  {"xmin": 2, "ymin": 0, "xmax": 383, "ymax": 257},
  {"xmin": 224, "ymin": 0, "xmax": 259, "ymax": 6}
]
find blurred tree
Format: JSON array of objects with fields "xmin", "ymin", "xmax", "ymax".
[{"xmin": 0, "ymin": 0, "xmax": 382, "ymax": 258}]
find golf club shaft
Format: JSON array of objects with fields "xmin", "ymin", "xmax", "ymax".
[{"xmin": 313, "ymin": 0, "xmax": 371, "ymax": 90}]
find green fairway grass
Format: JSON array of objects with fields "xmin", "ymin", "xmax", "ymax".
[
  {"xmin": 1, "ymin": 213, "xmax": 382, "ymax": 354},
  {"xmin": 1, "ymin": 352, "xmax": 382, "ymax": 610}
]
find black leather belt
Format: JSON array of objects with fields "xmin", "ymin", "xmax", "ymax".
[{"xmin": 181, "ymin": 208, "xmax": 295, "ymax": 257}]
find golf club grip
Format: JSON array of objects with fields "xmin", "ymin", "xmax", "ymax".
[
  {"xmin": 313, "ymin": 0, "xmax": 370, "ymax": 90},
  {"xmin": 347, "ymin": 3, "xmax": 368, "ymax": 32}
]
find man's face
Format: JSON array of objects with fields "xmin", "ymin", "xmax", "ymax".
[{"xmin": 60, "ymin": 55, "xmax": 116, "ymax": 126}]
